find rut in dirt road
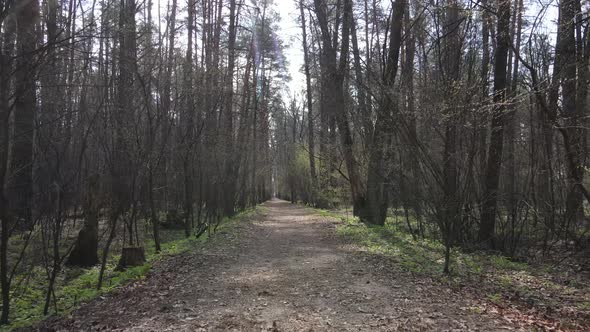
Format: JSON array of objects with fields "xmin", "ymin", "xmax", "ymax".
[{"xmin": 38, "ymin": 199, "xmax": 519, "ymax": 331}]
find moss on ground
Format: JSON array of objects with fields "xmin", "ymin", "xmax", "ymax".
[
  {"xmin": 3, "ymin": 206, "xmax": 258, "ymax": 331},
  {"xmin": 320, "ymin": 208, "xmax": 589, "ymax": 329}
]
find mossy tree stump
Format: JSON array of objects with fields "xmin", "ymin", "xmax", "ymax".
[
  {"xmin": 66, "ymin": 225, "xmax": 99, "ymax": 267},
  {"xmin": 116, "ymin": 247, "xmax": 146, "ymax": 270}
]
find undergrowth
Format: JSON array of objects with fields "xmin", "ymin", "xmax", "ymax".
[
  {"xmin": 330, "ymin": 212, "xmax": 548, "ymax": 279},
  {"xmin": 4, "ymin": 206, "xmax": 258, "ymax": 331},
  {"xmin": 326, "ymin": 209, "xmax": 589, "ymax": 329}
]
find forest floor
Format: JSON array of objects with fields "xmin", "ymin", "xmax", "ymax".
[{"xmin": 33, "ymin": 199, "xmax": 586, "ymax": 331}]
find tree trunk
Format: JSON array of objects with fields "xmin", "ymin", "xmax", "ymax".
[
  {"xmin": 363, "ymin": 0, "xmax": 405, "ymax": 225},
  {"xmin": 440, "ymin": 0, "xmax": 462, "ymax": 272},
  {"xmin": 559, "ymin": 0, "xmax": 586, "ymax": 232},
  {"xmin": 8, "ymin": 0, "xmax": 39, "ymax": 230},
  {"xmin": 505, "ymin": 0, "xmax": 523, "ymax": 251},
  {"xmin": 479, "ymin": 0, "xmax": 511, "ymax": 248},
  {"xmin": 222, "ymin": 0, "xmax": 238, "ymax": 216},
  {"xmin": 401, "ymin": 1, "xmax": 423, "ymax": 235},
  {"xmin": 313, "ymin": 0, "xmax": 366, "ymax": 216},
  {"xmin": 182, "ymin": 0, "xmax": 195, "ymax": 237},
  {"xmin": 160, "ymin": 0, "xmax": 177, "ymax": 212},
  {"xmin": 300, "ymin": 0, "xmax": 317, "ymax": 196},
  {"xmin": 67, "ymin": 176, "xmax": 100, "ymax": 266},
  {"xmin": 0, "ymin": 13, "xmax": 15, "ymax": 326},
  {"xmin": 350, "ymin": 9, "xmax": 370, "ymax": 144}
]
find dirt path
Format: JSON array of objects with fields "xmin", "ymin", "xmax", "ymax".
[{"xmin": 38, "ymin": 199, "xmax": 521, "ymax": 331}]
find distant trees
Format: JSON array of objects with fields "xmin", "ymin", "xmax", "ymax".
[
  {"xmin": 275, "ymin": 0, "xmax": 589, "ymax": 273},
  {"xmin": 0, "ymin": 0, "xmax": 286, "ymax": 324}
]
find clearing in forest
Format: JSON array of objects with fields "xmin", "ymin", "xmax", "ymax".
[{"xmin": 36, "ymin": 200, "xmax": 546, "ymax": 331}]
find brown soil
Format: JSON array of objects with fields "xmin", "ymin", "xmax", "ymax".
[{"xmin": 36, "ymin": 199, "xmax": 525, "ymax": 331}]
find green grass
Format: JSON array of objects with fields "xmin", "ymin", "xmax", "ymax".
[
  {"xmin": 334, "ymin": 215, "xmax": 451, "ymax": 275},
  {"xmin": 7, "ymin": 259, "xmax": 153, "ymax": 330},
  {"xmin": 325, "ymin": 207, "xmax": 589, "ymax": 327},
  {"xmin": 578, "ymin": 301, "xmax": 590, "ymax": 310},
  {"xmin": 2, "ymin": 206, "xmax": 258, "ymax": 331},
  {"xmin": 328, "ymin": 210, "xmax": 533, "ymax": 279},
  {"xmin": 487, "ymin": 293, "xmax": 503, "ymax": 304},
  {"xmin": 488, "ymin": 255, "xmax": 528, "ymax": 271},
  {"xmin": 315, "ymin": 208, "xmax": 342, "ymax": 220}
]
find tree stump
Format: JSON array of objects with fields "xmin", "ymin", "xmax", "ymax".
[
  {"xmin": 116, "ymin": 247, "xmax": 146, "ymax": 271},
  {"xmin": 66, "ymin": 225, "xmax": 99, "ymax": 267},
  {"xmin": 66, "ymin": 174, "xmax": 100, "ymax": 267}
]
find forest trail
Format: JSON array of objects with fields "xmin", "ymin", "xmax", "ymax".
[{"xmin": 39, "ymin": 199, "xmax": 520, "ymax": 331}]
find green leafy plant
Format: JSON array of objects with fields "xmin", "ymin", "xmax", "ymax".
[{"xmin": 2, "ymin": 207, "xmax": 257, "ymax": 331}]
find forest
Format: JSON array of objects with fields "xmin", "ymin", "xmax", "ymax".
[{"xmin": 0, "ymin": 0, "xmax": 588, "ymax": 329}]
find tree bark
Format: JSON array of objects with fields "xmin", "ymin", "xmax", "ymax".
[
  {"xmin": 67, "ymin": 176, "xmax": 100, "ymax": 266},
  {"xmin": 558, "ymin": 0, "xmax": 586, "ymax": 231},
  {"xmin": 479, "ymin": 0, "xmax": 511, "ymax": 248},
  {"xmin": 313, "ymin": 0, "xmax": 366, "ymax": 216},
  {"xmin": 0, "ymin": 11, "xmax": 15, "ymax": 326},
  {"xmin": 182, "ymin": 0, "xmax": 195, "ymax": 237},
  {"xmin": 300, "ymin": 0, "xmax": 317, "ymax": 196},
  {"xmin": 8, "ymin": 0, "xmax": 39, "ymax": 230},
  {"xmin": 363, "ymin": 0, "xmax": 405, "ymax": 225},
  {"xmin": 440, "ymin": 0, "xmax": 462, "ymax": 272},
  {"xmin": 505, "ymin": 0, "xmax": 523, "ymax": 251},
  {"xmin": 222, "ymin": 0, "xmax": 239, "ymax": 216}
]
